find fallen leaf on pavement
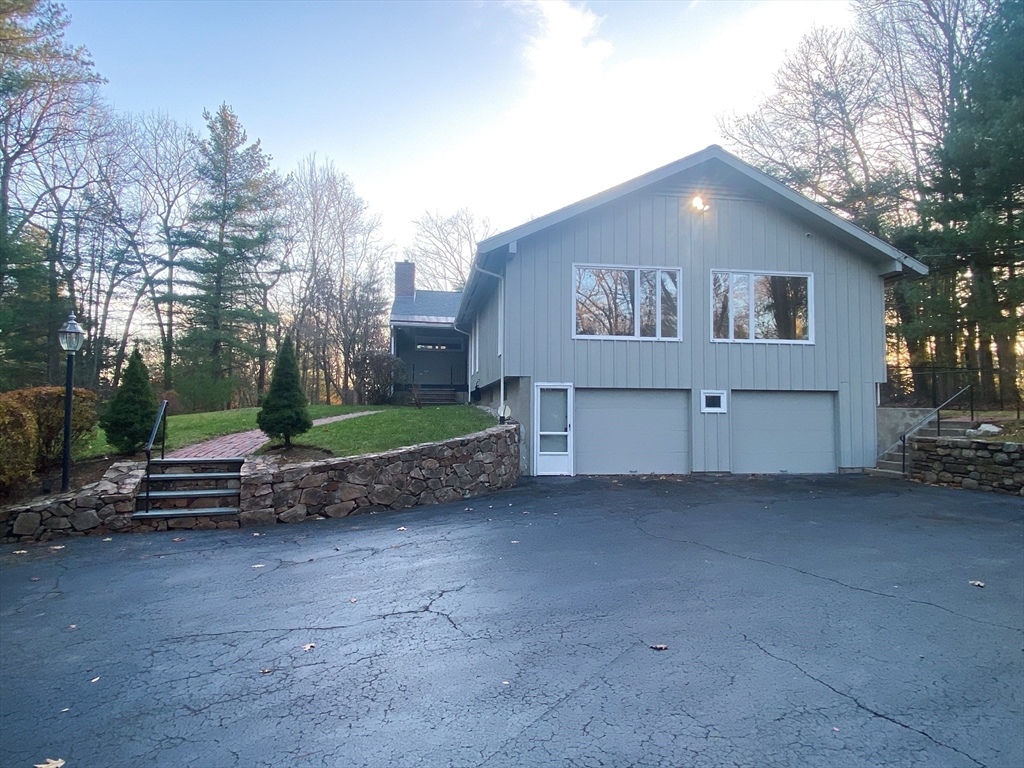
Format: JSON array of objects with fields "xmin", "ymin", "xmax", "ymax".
[
  {"xmin": 650, "ymin": 644, "xmax": 669, "ymax": 651},
  {"xmin": 510, "ymin": 540, "xmax": 519, "ymax": 544},
  {"xmin": 34, "ymin": 759, "xmax": 65, "ymax": 768},
  {"xmin": 90, "ymin": 676, "xmax": 100, "ymax": 683},
  {"xmin": 252, "ymin": 564, "xmax": 265, "ymax": 569},
  {"xmin": 302, "ymin": 643, "xmax": 315, "ymax": 652},
  {"xmin": 13, "ymin": 550, "xmax": 27, "ymax": 554},
  {"xmin": 49, "ymin": 545, "xmax": 65, "ymax": 551},
  {"xmin": 60, "ymin": 708, "xmax": 69, "ymax": 713},
  {"xmin": 102, "ymin": 538, "xmax": 112, "ymax": 542},
  {"xmin": 252, "ymin": 533, "xmax": 261, "ymax": 537},
  {"xmin": 833, "ymin": 727, "xmax": 840, "ymax": 732},
  {"xmin": 30, "ymin": 577, "xmax": 40, "ymax": 581},
  {"xmin": 334, "ymin": 546, "xmax": 340, "ymax": 551},
  {"xmin": 68, "ymin": 625, "xmax": 77, "ymax": 629},
  {"xmin": 171, "ymin": 537, "xmax": 185, "ymax": 542},
  {"xmin": 349, "ymin": 598, "xmax": 357, "ymax": 603},
  {"xmin": 397, "ymin": 527, "xmax": 407, "ymax": 531},
  {"xmin": 970, "ymin": 580, "xmax": 985, "ymax": 588},
  {"xmin": 260, "ymin": 668, "xmax": 273, "ymax": 674}
]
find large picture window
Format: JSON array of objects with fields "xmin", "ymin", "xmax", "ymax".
[
  {"xmin": 712, "ymin": 271, "xmax": 811, "ymax": 342},
  {"xmin": 575, "ymin": 266, "xmax": 680, "ymax": 339}
]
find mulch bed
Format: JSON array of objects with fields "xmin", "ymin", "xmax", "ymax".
[{"xmin": 1, "ymin": 455, "xmax": 129, "ymax": 507}]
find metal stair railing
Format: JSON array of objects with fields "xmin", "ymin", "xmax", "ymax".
[
  {"xmin": 143, "ymin": 400, "xmax": 169, "ymax": 515},
  {"xmin": 879, "ymin": 386, "xmax": 972, "ymax": 474}
]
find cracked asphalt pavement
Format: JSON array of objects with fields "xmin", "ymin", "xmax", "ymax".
[{"xmin": 2, "ymin": 474, "xmax": 1022, "ymax": 768}]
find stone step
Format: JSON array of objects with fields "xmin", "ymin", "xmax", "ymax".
[
  {"xmin": 131, "ymin": 507, "xmax": 239, "ymax": 520},
  {"xmin": 148, "ymin": 457, "xmax": 245, "ymax": 474}
]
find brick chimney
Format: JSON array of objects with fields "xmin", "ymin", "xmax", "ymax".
[{"xmin": 395, "ymin": 261, "xmax": 415, "ymax": 298}]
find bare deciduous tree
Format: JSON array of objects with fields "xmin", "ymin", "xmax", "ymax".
[
  {"xmin": 281, "ymin": 156, "xmax": 391, "ymax": 404},
  {"xmin": 404, "ymin": 208, "xmax": 492, "ymax": 291}
]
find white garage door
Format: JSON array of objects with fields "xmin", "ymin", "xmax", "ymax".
[
  {"xmin": 575, "ymin": 389, "xmax": 690, "ymax": 475},
  {"xmin": 731, "ymin": 391, "xmax": 836, "ymax": 474}
]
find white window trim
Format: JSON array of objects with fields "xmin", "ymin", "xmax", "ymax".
[
  {"xmin": 571, "ymin": 263, "xmax": 682, "ymax": 341},
  {"xmin": 701, "ymin": 390, "xmax": 728, "ymax": 413},
  {"xmin": 709, "ymin": 269, "xmax": 815, "ymax": 345}
]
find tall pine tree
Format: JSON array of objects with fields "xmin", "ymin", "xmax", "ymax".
[
  {"xmin": 257, "ymin": 336, "xmax": 311, "ymax": 448},
  {"xmin": 176, "ymin": 104, "xmax": 283, "ymax": 409}
]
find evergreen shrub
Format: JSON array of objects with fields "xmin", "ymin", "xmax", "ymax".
[
  {"xmin": 100, "ymin": 349, "xmax": 159, "ymax": 455},
  {"xmin": 257, "ymin": 336, "xmax": 311, "ymax": 447}
]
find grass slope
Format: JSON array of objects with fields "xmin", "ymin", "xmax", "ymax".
[
  {"xmin": 77, "ymin": 404, "xmax": 381, "ymax": 458},
  {"xmin": 284, "ymin": 406, "xmax": 497, "ymax": 457}
]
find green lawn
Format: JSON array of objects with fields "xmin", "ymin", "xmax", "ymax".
[
  {"xmin": 280, "ymin": 406, "xmax": 497, "ymax": 457},
  {"xmin": 76, "ymin": 403, "xmax": 383, "ymax": 459}
]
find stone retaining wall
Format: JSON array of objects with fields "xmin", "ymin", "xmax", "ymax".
[
  {"xmin": 237, "ymin": 424, "xmax": 520, "ymax": 526},
  {"xmin": 2, "ymin": 424, "xmax": 520, "ymax": 542},
  {"xmin": 1, "ymin": 461, "xmax": 144, "ymax": 543},
  {"xmin": 907, "ymin": 436, "xmax": 1023, "ymax": 496}
]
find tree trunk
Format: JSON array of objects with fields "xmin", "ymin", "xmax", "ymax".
[{"xmin": 892, "ymin": 281, "xmax": 932, "ymax": 403}]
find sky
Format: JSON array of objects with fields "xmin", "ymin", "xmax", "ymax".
[{"xmin": 62, "ymin": 0, "xmax": 854, "ymax": 252}]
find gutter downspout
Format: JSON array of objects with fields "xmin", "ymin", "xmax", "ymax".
[{"xmin": 472, "ymin": 261, "xmax": 506, "ymax": 421}]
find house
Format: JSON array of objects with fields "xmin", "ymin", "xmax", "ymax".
[
  {"xmin": 455, "ymin": 145, "xmax": 927, "ymax": 476},
  {"xmin": 389, "ymin": 261, "xmax": 467, "ymax": 404}
]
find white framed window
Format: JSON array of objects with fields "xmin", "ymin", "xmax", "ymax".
[
  {"xmin": 469, "ymin": 318, "xmax": 479, "ymax": 374},
  {"xmin": 416, "ymin": 342, "xmax": 461, "ymax": 351},
  {"xmin": 711, "ymin": 270, "xmax": 813, "ymax": 343},
  {"xmin": 573, "ymin": 264, "xmax": 681, "ymax": 340},
  {"xmin": 701, "ymin": 390, "xmax": 727, "ymax": 413}
]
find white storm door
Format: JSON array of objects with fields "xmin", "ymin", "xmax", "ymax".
[{"xmin": 535, "ymin": 383, "xmax": 574, "ymax": 476}]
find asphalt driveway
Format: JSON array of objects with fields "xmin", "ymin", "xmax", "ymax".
[{"xmin": 1, "ymin": 475, "xmax": 1021, "ymax": 768}]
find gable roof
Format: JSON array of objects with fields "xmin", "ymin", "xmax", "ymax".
[
  {"xmin": 457, "ymin": 145, "xmax": 926, "ymax": 324},
  {"xmin": 390, "ymin": 290, "xmax": 462, "ymax": 326}
]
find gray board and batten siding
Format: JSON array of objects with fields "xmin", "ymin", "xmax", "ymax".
[{"xmin": 461, "ymin": 147, "xmax": 925, "ymax": 475}]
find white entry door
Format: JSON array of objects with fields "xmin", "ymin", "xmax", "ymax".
[{"xmin": 534, "ymin": 383, "xmax": 574, "ymax": 475}]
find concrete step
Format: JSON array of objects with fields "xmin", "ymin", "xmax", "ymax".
[
  {"xmin": 864, "ymin": 467, "xmax": 907, "ymax": 479},
  {"xmin": 132, "ymin": 507, "xmax": 239, "ymax": 520},
  {"xmin": 146, "ymin": 472, "xmax": 240, "ymax": 482},
  {"xmin": 141, "ymin": 488, "xmax": 240, "ymax": 500},
  {"xmin": 916, "ymin": 428, "xmax": 971, "ymax": 438},
  {"xmin": 875, "ymin": 459, "xmax": 905, "ymax": 472}
]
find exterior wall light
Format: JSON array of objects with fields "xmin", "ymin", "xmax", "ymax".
[{"xmin": 692, "ymin": 196, "xmax": 710, "ymax": 212}]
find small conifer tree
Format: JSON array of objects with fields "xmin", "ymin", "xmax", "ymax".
[
  {"xmin": 100, "ymin": 348, "xmax": 159, "ymax": 455},
  {"xmin": 257, "ymin": 336, "xmax": 311, "ymax": 447}
]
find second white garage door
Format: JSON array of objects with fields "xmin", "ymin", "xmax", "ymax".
[
  {"xmin": 574, "ymin": 389, "xmax": 690, "ymax": 475},
  {"xmin": 730, "ymin": 391, "xmax": 837, "ymax": 474}
]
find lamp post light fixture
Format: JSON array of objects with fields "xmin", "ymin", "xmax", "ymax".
[{"xmin": 58, "ymin": 312, "xmax": 85, "ymax": 493}]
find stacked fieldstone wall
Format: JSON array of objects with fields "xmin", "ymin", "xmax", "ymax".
[
  {"xmin": 1, "ymin": 461, "xmax": 144, "ymax": 543},
  {"xmin": 908, "ymin": 436, "xmax": 1023, "ymax": 496},
  {"xmin": 238, "ymin": 424, "xmax": 519, "ymax": 526},
  {"xmin": 2, "ymin": 424, "xmax": 520, "ymax": 542}
]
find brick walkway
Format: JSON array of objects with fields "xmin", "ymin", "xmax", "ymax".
[{"xmin": 168, "ymin": 411, "xmax": 381, "ymax": 459}]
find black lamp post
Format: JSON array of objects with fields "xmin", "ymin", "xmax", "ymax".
[{"xmin": 58, "ymin": 312, "xmax": 85, "ymax": 493}]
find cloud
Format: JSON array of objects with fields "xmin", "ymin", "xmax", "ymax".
[{"xmin": 380, "ymin": 0, "xmax": 854, "ymax": 247}]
